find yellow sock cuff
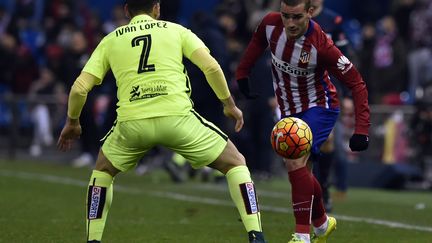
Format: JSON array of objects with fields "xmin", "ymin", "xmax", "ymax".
[
  {"xmin": 90, "ymin": 170, "xmax": 113, "ymax": 186},
  {"xmin": 87, "ymin": 170, "xmax": 114, "ymax": 241},
  {"xmin": 226, "ymin": 165, "xmax": 262, "ymax": 232},
  {"xmin": 172, "ymin": 153, "xmax": 187, "ymax": 166},
  {"xmin": 225, "ymin": 165, "xmax": 250, "ymax": 178}
]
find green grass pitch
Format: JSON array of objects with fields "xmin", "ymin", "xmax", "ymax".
[{"xmin": 1, "ymin": 160, "xmax": 431, "ymax": 243}]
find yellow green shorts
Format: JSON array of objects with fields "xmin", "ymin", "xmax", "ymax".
[{"xmin": 101, "ymin": 110, "xmax": 228, "ymax": 172}]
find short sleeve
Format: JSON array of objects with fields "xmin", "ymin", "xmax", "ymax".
[
  {"xmin": 82, "ymin": 37, "xmax": 110, "ymax": 83},
  {"xmin": 181, "ymin": 27, "xmax": 208, "ymax": 59}
]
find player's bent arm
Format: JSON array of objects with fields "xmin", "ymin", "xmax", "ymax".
[
  {"xmin": 67, "ymin": 72, "xmax": 101, "ymax": 119},
  {"xmin": 319, "ymin": 42, "xmax": 370, "ymax": 135},
  {"xmin": 189, "ymin": 47, "xmax": 231, "ymax": 100},
  {"xmin": 189, "ymin": 48, "xmax": 244, "ymax": 131}
]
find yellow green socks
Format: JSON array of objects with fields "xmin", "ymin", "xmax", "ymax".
[
  {"xmin": 226, "ymin": 165, "xmax": 262, "ymax": 232},
  {"xmin": 171, "ymin": 153, "xmax": 187, "ymax": 166},
  {"xmin": 86, "ymin": 170, "xmax": 113, "ymax": 242}
]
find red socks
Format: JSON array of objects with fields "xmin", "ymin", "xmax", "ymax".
[
  {"xmin": 288, "ymin": 166, "xmax": 327, "ymax": 233},
  {"xmin": 311, "ymin": 175, "xmax": 326, "ymax": 227},
  {"xmin": 288, "ymin": 167, "xmax": 314, "ymax": 233}
]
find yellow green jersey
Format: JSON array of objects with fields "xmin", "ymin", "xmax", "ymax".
[{"xmin": 82, "ymin": 14, "xmax": 208, "ymax": 121}]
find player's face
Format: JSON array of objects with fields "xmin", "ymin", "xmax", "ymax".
[{"xmin": 280, "ymin": 2, "xmax": 313, "ymax": 39}]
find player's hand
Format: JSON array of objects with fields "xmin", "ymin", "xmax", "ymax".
[
  {"xmin": 223, "ymin": 104, "xmax": 244, "ymax": 132},
  {"xmin": 57, "ymin": 118, "xmax": 82, "ymax": 152},
  {"xmin": 349, "ymin": 134, "xmax": 369, "ymax": 151},
  {"xmin": 237, "ymin": 78, "xmax": 259, "ymax": 99}
]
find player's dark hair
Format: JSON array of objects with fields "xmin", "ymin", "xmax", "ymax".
[
  {"xmin": 126, "ymin": 0, "xmax": 160, "ymax": 16},
  {"xmin": 281, "ymin": 0, "xmax": 311, "ymax": 10}
]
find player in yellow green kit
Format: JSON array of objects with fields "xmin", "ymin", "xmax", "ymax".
[{"xmin": 57, "ymin": 1, "xmax": 266, "ymax": 242}]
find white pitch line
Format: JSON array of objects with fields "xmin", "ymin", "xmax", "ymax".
[{"xmin": 1, "ymin": 170, "xmax": 432, "ymax": 233}]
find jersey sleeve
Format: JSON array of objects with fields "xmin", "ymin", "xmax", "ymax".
[
  {"xmin": 318, "ymin": 35, "xmax": 370, "ymax": 135},
  {"xmin": 67, "ymin": 72, "xmax": 101, "ymax": 119},
  {"xmin": 82, "ymin": 37, "xmax": 110, "ymax": 82},
  {"xmin": 235, "ymin": 14, "xmax": 270, "ymax": 80},
  {"xmin": 181, "ymin": 27, "xmax": 208, "ymax": 59},
  {"xmin": 189, "ymin": 48, "xmax": 230, "ymax": 100}
]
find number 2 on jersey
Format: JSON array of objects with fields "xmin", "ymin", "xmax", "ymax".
[{"xmin": 131, "ymin": 35, "xmax": 156, "ymax": 74}]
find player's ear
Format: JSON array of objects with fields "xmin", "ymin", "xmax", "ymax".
[
  {"xmin": 124, "ymin": 4, "xmax": 131, "ymax": 19},
  {"xmin": 306, "ymin": 6, "xmax": 314, "ymax": 17},
  {"xmin": 152, "ymin": 2, "xmax": 161, "ymax": 19}
]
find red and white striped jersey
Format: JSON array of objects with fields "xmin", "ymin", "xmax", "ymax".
[{"xmin": 236, "ymin": 12, "xmax": 370, "ymax": 135}]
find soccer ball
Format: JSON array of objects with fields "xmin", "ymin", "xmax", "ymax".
[{"xmin": 270, "ymin": 117, "xmax": 313, "ymax": 159}]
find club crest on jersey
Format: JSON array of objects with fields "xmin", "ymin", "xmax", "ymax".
[{"xmin": 299, "ymin": 50, "xmax": 311, "ymax": 63}]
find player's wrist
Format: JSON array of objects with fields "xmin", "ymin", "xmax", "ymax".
[
  {"xmin": 221, "ymin": 96, "xmax": 236, "ymax": 108},
  {"xmin": 66, "ymin": 117, "xmax": 80, "ymax": 125}
]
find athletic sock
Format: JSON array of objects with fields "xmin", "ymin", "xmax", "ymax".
[
  {"xmin": 86, "ymin": 170, "xmax": 114, "ymax": 242},
  {"xmin": 226, "ymin": 165, "xmax": 262, "ymax": 232},
  {"xmin": 294, "ymin": 233, "xmax": 311, "ymax": 243},
  {"xmin": 317, "ymin": 152, "xmax": 333, "ymax": 210},
  {"xmin": 288, "ymin": 166, "xmax": 313, "ymax": 234},
  {"xmin": 313, "ymin": 216, "xmax": 329, "ymax": 236},
  {"xmin": 172, "ymin": 153, "xmax": 187, "ymax": 166},
  {"xmin": 311, "ymin": 175, "xmax": 326, "ymax": 227}
]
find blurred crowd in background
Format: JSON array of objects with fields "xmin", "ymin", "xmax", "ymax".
[{"xmin": 0, "ymin": 0, "xmax": 432, "ymax": 188}]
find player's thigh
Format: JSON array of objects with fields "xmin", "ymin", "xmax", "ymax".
[
  {"xmin": 283, "ymin": 153, "xmax": 310, "ymax": 171},
  {"xmin": 320, "ymin": 129, "xmax": 335, "ymax": 153},
  {"xmin": 94, "ymin": 149, "xmax": 121, "ymax": 177},
  {"xmin": 290, "ymin": 107, "xmax": 339, "ymax": 155},
  {"xmin": 101, "ymin": 120, "xmax": 154, "ymax": 172},
  {"xmin": 159, "ymin": 111, "xmax": 233, "ymax": 170}
]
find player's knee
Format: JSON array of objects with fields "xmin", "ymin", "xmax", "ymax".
[
  {"xmin": 95, "ymin": 163, "xmax": 118, "ymax": 177},
  {"xmin": 95, "ymin": 150, "xmax": 120, "ymax": 177},
  {"xmin": 224, "ymin": 140, "xmax": 246, "ymax": 165},
  {"xmin": 224, "ymin": 151, "xmax": 246, "ymax": 169},
  {"xmin": 320, "ymin": 139, "xmax": 334, "ymax": 153},
  {"xmin": 233, "ymin": 150, "xmax": 246, "ymax": 165},
  {"xmin": 209, "ymin": 150, "xmax": 246, "ymax": 174},
  {"xmin": 284, "ymin": 154, "xmax": 309, "ymax": 171},
  {"xmin": 320, "ymin": 131, "xmax": 335, "ymax": 153}
]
